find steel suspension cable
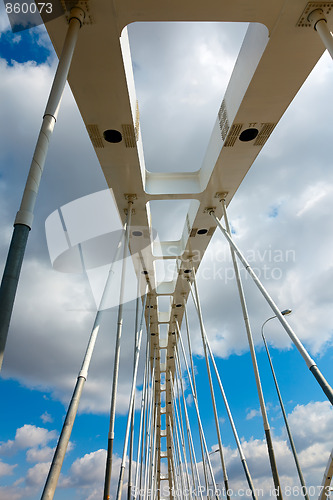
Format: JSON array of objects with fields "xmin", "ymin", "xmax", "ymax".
[
  {"xmin": 149, "ymin": 404, "xmax": 158, "ymax": 499},
  {"xmin": 134, "ymin": 336, "xmax": 150, "ymax": 499},
  {"xmin": 188, "ymin": 284, "xmax": 258, "ymax": 499},
  {"xmin": 189, "ymin": 274, "xmax": 230, "ymax": 500},
  {"xmin": 41, "ymin": 211, "xmax": 127, "ymax": 500},
  {"xmin": 174, "ymin": 338, "xmax": 219, "ymax": 500},
  {"xmin": 143, "ymin": 348, "xmax": 156, "ymax": 498},
  {"xmin": 172, "ymin": 398, "xmax": 188, "ymax": 498},
  {"xmin": 169, "ymin": 413, "xmax": 185, "ymax": 500},
  {"xmin": 139, "ymin": 339, "xmax": 151, "ymax": 495},
  {"xmin": 104, "ymin": 201, "xmax": 134, "ymax": 500},
  {"xmin": 210, "ymin": 201, "xmax": 283, "ymax": 499},
  {"xmin": 174, "ymin": 368, "xmax": 196, "ymax": 496},
  {"xmin": 174, "ymin": 374, "xmax": 197, "ymax": 496},
  {"xmin": 115, "ymin": 286, "xmax": 149, "ymax": 500},
  {"xmin": 200, "ymin": 319, "xmax": 258, "ymax": 499},
  {"xmin": 209, "ymin": 204, "xmax": 333, "ymax": 405},
  {"xmin": 182, "ymin": 302, "xmax": 210, "ymax": 498},
  {"xmin": 128, "ymin": 279, "xmax": 142, "ymax": 500},
  {"xmin": 171, "ymin": 377, "xmax": 193, "ymax": 499},
  {"xmin": 172, "ymin": 362, "xmax": 203, "ymax": 500}
]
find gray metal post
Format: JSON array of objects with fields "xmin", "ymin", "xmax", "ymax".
[
  {"xmin": 172, "ymin": 367, "xmax": 204, "ymax": 500},
  {"xmin": 175, "ymin": 334, "xmax": 219, "ymax": 500},
  {"xmin": 214, "ymin": 200, "xmax": 283, "ymax": 499},
  {"xmin": 202, "ymin": 322, "xmax": 258, "ymax": 500},
  {"xmin": 143, "ymin": 350, "xmax": 156, "ymax": 499},
  {"xmin": 128, "ymin": 279, "xmax": 142, "ymax": 500},
  {"xmin": 40, "ymin": 327, "xmax": 96, "ymax": 500},
  {"xmin": 177, "ymin": 382, "xmax": 196, "ymax": 497},
  {"xmin": 0, "ymin": 7, "xmax": 85, "ymax": 370},
  {"xmin": 180, "ymin": 305, "xmax": 210, "ymax": 498},
  {"xmin": 210, "ymin": 205, "xmax": 333, "ymax": 405},
  {"xmin": 189, "ymin": 275, "xmax": 230, "ymax": 500},
  {"xmin": 116, "ymin": 287, "xmax": 149, "ymax": 500},
  {"xmin": 261, "ymin": 319, "xmax": 309, "ymax": 500},
  {"xmin": 133, "ymin": 336, "xmax": 149, "ymax": 499},
  {"xmin": 172, "ymin": 379, "xmax": 193, "ymax": 499},
  {"xmin": 40, "ymin": 221, "xmax": 126, "ymax": 500},
  {"xmin": 104, "ymin": 201, "xmax": 133, "ymax": 500},
  {"xmin": 308, "ymin": 9, "xmax": 333, "ymax": 60}
]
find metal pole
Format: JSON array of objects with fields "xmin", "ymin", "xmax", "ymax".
[
  {"xmin": 170, "ymin": 412, "xmax": 186, "ymax": 500},
  {"xmin": 175, "ymin": 336, "xmax": 219, "ymax": 500},
  {"xmin": 134, "ymin": 333, "xmax": 149, "ymax": 499},
  {"xmin": 169, "ymin": 413, "xmax": 183, "ymax": 500},
  {"xmin": 308, "ymin": 9, "xmax": 333, "ymax": 60},
  {"xmin": 144, "ymin": 350, "xmax": 156, "ymax": 499},
  {"xmin": 210, "ymin": 205, "xmax": 333, "ymax": 405},
  {"xmin": 189, "ymin": 274, "xmax": 231, "ymax": 500},
  {"xmin": 40, "ymin": 220, "xmax": 126, "ymax": 500},
  {"xmin": 40, "ymin": 329, "xmax": 96, "ymax": 500},
  {"xmin": 202, "ymin": 323, "xmax": 258, "ymax": 500},
  {"xmin": 116, "ymin": 287, "xmax": 149, "ymax": 500},
  {"xmin": 171, "ymin": 388, "xmax": 192, "ymax": 499},
  {"xmin": 0, "ymin": 7, "xmax": 85, "ymax": 370},
  {"xmin": 182, "ymin": 300, "xmax": 210, "ymax": 498},
  {"xmin": 261, "ymin": 319, "xmax": 309, "ymax": 500},
  {"xmin": 128, "ymin": 279, "xmax": 142, "ymax": 500},
  {"xmin": 149, "ymin": 405, "xmax": 158, "ymax": 499},
  {"xmin": 104, "ymin": 201, "xmax": 133, "ymax": 500},
  {"xmin": 139, "ymin": 341, "xmax": 151, "ymax": 495},
  {"xmin": 173, "ymin": 366, "xmax": 194, "ymax": 497},
  {"xmin": 214, "ymin": 201, "xmax": 283, "ymax": 499},
  {"xmin": 172, "ymin": 364, "xmax": 204, "ymax": 500}
]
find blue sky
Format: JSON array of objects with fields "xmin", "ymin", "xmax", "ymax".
[{"xmin": 1, "ymin": 5, "xmax": 333, "ymax": 500}]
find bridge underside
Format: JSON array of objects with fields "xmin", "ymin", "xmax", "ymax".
[{"xmin": 35, "ymin": 1, "xmax": 333, "ymax": 498}]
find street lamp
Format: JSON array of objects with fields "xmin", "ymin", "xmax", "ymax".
[{"xmin": 261, "ymin": 310, "xmax": 309, "ymax": 500}]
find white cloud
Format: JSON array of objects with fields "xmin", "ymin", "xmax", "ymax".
[
  {"xmin": 206, "ymin": 401, "xmax": 333, "ymax": 498},
  {"xmin": 0, "ymin": 486, "xmax": 22, "ymax": 500},
  {"xmin": 40, "ymin": 411, "xmax": 53, "ymax": 424},
  {"xmin": 25, "ymin": 461, "xmax": 51, "ymax": 487},
  {"xmin": 63, "ymin": 449, "xmax": 108, "ymax": 487},
  {"xmin": 288, "ymin": 401, "xmax": 333, "ymax": 451},
  {"xmin": 246, "ymin": 408, "xmax": 261, "ymax": 420},
  {"xmin": 0, "ymin": 425, "xmax": 57, "ymax": 455},
  {"xmin": 26, "ymin": 446, "xmax": 54, "ymax": 463},
  {"xmin": 0, "ymin": 459, "xmax": 16, "ymax": 477}
]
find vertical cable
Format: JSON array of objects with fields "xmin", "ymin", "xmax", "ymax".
[
  {"xmin": 40, "ymin": 217, "xmax": 125, "ymax": 500},
  {"xmin": 188, "ymin": 273, "xmax": 231, "ymax": 500},
  {"xmin": 134, "ymin": 336, "xmax": 150, "ymax": 499},
  {"xmin": 128, "ymin": 278, "xmax": 142, "ymax": 500},
  {"xmin": 172, "ymin": 368, "xmax": 203, "ymax": 500},
  {"xmin": 171, "ymin": 380, "xmax": 193, "ymax": 499},
  {"xmin": 210, "ymin": 206, "xmax": 333, "ymax": 406},
  {"xmin": 183, "ymin": 301, "xmax": 210, "ymax": 498},
  {"xmin": 104, "ymin": 201, "xmax": 133, "ymax": 500},
  {"xmin": 116, "ymin": 287, "xmax": 149, "ymax": 500},
  {"xmin": 203, "ymin": 328, "xmax": 258, "ymax": 500},
  {"xmin": 210, "ymin": 201, "xmax": 283, "ymax": 499},
  {"xmin": 175, "ymin": 339, "xmax": 219, "ymax": 499}
]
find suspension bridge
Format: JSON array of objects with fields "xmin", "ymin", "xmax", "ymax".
[{"xmin": 1, "ymin": 1, "xmax": 333, "ymax": 499}]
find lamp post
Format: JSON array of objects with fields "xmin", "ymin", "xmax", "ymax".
[{"xmin": 261, "ymin": 310, "xmax": 309, "ymax": 500}]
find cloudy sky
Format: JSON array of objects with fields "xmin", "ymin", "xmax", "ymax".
[{"xmin": 1, "ymin": 4, "xmax": 333, "ymax": 500}]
